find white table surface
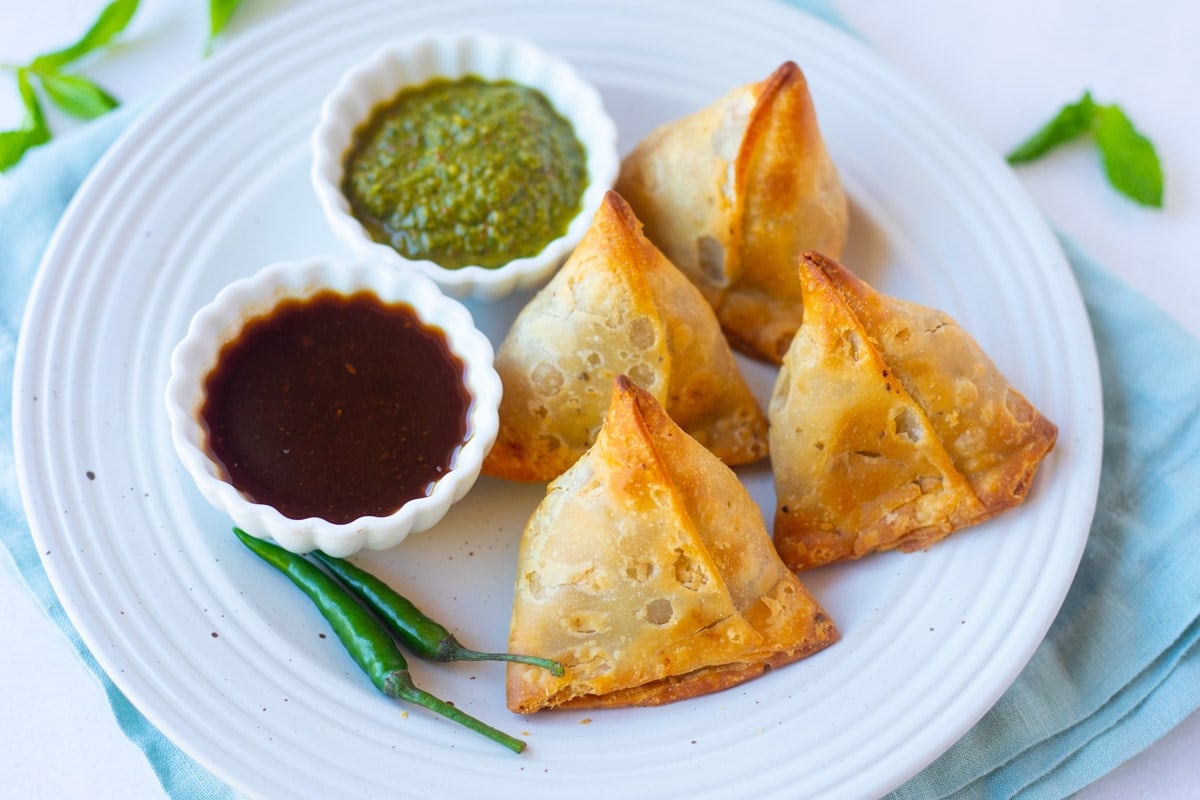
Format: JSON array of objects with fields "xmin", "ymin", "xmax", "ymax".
[{"xmin": 2, "ymin": 1, "xmax": 1197, "ymax": 798}]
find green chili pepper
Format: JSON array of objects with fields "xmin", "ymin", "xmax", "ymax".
[
  {"xmin": 232, "ymin": 528, "xmax": 525, "ymax": 754},
  {"xmin": 311, "ymin": 551, "xmax": 564, "ymax": 676}
]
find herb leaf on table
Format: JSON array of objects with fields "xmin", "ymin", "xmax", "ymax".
[
  {"xmin": 28, "ymin": 0, "xmax": 140, "ymax": 72},
  {"xmin": 0, "ymin": 0, "xmax": 139, "ymax": 172},
  {"xmin": 0, "ymin": 70, "xmax": 51, "ymax": 172},
  {"xmin": 207, "ymin": 0, "xmax": 245, "ymax": 55},
  {"xmin": 36, "ymin": 71, "xmax": 120, "ymax": 120},
  {"xmin": 1007, "ymin": 90, "xmax": 1164, "ymax": 208},
  {"xmin": 1006, "ymin": 91, "xmax": 1096, "ymax": 164},
  {"xmin": 1093, "ymin": 104, "xmax": 1164, "ymax": 208}
]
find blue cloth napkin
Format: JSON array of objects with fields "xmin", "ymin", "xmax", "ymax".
[
  {"xmin": 4, "ymin": 8, "xmax": 1199, "ymax": 800},
  {"xmin": 0, "ymin": 110, "xmax": 237, "ymax": 800}
]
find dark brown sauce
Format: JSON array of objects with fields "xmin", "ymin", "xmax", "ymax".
[{"xmin": 200, "ymin": 290, "xmax": 469, "ymax": 523}]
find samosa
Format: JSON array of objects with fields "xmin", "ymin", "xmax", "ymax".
[
  {"xmin": 770, "ymin": 252, "xmax": 1058, "ymax": 570},
  {"xmin": 483, "ymin": 190, "xmax": 767, "ymax": 483},
  {"xmin": 507, "ymin": 376, "xmax": 838, "ymax": 712},
  {"xmin": 616, "ymin": 61, "xmax": 848, "ymax": 363}
]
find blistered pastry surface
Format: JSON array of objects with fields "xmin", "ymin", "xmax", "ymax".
[
  {"xmin": 507, "ymin": 378, "xmax": 836, "ymax": 712},
  {"xmin": 617, "ymin": 62, "xmax": 848, "ymax": 363},
  {"xmin": 771, "ymin": 254, "xmax": 1057, "ymax": 569},
  {"xmin": 484, "ymin": 192, "xmax": 767, "ymax": 482}
]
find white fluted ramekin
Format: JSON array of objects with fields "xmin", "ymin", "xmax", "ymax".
[
  {"xmin": 311, "ymin": 31, "xmax": 618, "ymax": 301},
  {"xmin": 165, "ymin": 256, "xmax": 500, "ymax": 556}
]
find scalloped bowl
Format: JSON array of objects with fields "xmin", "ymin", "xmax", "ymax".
[
  {"xmin": 310, "ymin": 31, "xmax": 619, "ymax": 301},
  {"xmin": 165, "ymin": 257, "xmax": 501, "ymax": 556}
]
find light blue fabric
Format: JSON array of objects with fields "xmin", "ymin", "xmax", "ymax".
[
  {"xmin": 1, "ymin": 109, "xmax": 237, "ymax": 800},
  {"xmin": 4, "ymin": 5, "xmax": 1199, "ymax": 798}
]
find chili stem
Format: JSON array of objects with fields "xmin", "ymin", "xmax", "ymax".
[
  {"xmin": 311, "ymin": 550, "xmax": 564, "ymax": 676},
  {"xmin": 384, "ymin": 673, "xmax": 525, "ymax": 754},
  {"xmin": 437, "ymin": 639, "xmax": 564, "ymax": 674}
]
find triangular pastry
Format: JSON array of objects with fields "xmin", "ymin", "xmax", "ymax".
[
  {"xmin": 770, "ymin": 252, "xmax": 1058, "ymax": 570},
  {"xmin": 483, "ymin": 190, "xmax": 768, "ymax": 483},
  {"xmin": 616, "ymin": 61, "xmax": 848, "ymax": 363},
  {"xmin": 507, "ymin": 376, "xmax": 838, "ymax": 713}
]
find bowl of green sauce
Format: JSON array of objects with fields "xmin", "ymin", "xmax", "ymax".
[
  {"xmin": 312, "ymin": 32, "xmax": 619, "ymax": 301},
  {"xmin": 165, "ymin": 256, "xmax": 501, "ymax": 556}
]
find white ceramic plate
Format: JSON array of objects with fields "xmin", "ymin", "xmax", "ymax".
[{"xmin": 12, "ymin": 1, "xmax": 1102, "ymax": 798}]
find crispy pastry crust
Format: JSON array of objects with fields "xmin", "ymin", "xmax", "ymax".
[
  {"xmin": 506, "ymin": 377, "xmax": 837, "ymax": 713},
  {"xmin": 770, "ymin": 253, "xmax": 1058, "ymax": 570},
  {"xmin": 483, "ymin": 191, "xmax": 767, "ymax": 483},
  {"xmin": 616, "ymin": 61, "xmax": 848, "ymax": 363}
]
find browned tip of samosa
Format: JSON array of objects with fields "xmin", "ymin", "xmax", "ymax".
[
  {"xmin": 760, "ymin": 60, "xmax": 807, "ymax": 96},
  {"xmin": 799, "ymin": 250, "xmax": 869, "ymax": 294},
  {"xmin": 598, "ymin": 189, "xmax": 640, "ymax": 229},
  {"xmin": 800, "ymin": 249, "xmax": 846, "ymax": 275},
  {"xmin": 613, "ymin": 371, "xmax": 637, "ymax": 395},
  {"xmin": 575, "ymin": 190, "xmax": 663, "ymax": 272},
  {"xmin": 740, "ymin": 60, "xmax": 819, "ymax": 165}
]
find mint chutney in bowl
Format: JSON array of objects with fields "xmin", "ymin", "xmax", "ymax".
[{"xmin": 311, "ymin": 32, "xmax": 619, "ymax": 301}]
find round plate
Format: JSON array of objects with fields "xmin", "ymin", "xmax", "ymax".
[{"xmin": 13, "ymin": 1, "xmax": 1102, "ymax": 798}]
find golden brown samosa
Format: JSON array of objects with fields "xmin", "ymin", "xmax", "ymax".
[
  {"xmin": 507, "ymin": 376, "xmax": 838, "ymax": 713},
  {"xmin": 770, "ymin": 252, "xmax": 1058, "ymax": 570},
  {"xmin": 616, "ymin": 61, "xmax": 848, "ymax": 363},
  {"xmin": 483, "ymin": 190, "xmax": 768, "ymax": 483}
]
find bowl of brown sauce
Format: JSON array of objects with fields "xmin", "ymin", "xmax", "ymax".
[
  {"xmin": 311, "ymin": 31, "xmax": 618, "ymax": 301},
  {"xmin": 165, "ymin": 256, "xmax": 500, "ymax": 555}
]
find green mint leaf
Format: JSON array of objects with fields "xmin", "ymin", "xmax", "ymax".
[
  {"xmin": 30, "ymin": 0, "xmax": 140, "ymax": 71},
  {"xmin": 15, "ymin": 67, "xmax": 49, "ymax": 132},
  {"xmin": 1093, "ymin": 103, "xmax": 1164, "ymax": 208},
  {"xmin": 206, "ymin": 0, "xmax": 244, "ymax": 55},
  {"xmin": 0, "ymin": 128, "xmax": 50, "ymax": 171},
  {"xmin": 0, "ymin": 69, "xmax": 52, "ymax": 171},
  {"xmin": 38, "ymin": 70, "xmax": 120, "ymax": 119},
  {"xmin": 1006, "ymin": 91, "xmax": 1095, "ymax": 165},
  {"xmin": 1008, "ymin": 91, "xmax": 1164, "ymax": 209}
]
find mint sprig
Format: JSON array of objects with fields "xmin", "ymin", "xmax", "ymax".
[
  {"xmin": 37, "ymin": 71, "xmax": 120, "ymax": 120},
  {"xmin": 0, "ymin": 0, "xmax": 139, "ymax": 172},
  {"xmin": 1, "ymin": 0, "xmax": 250, "ymax": 171},
  {"xmin": 206, "ymin": 0, "xmax": 245, "ymax": 56},
  {"xmin": 0, "ymin": 70, "xmax": 52, "ymax": 172},
  {"xmin": 1007, "ymin": 90, "xmax": 1164, "ymax": 208},
  {"xmin": 1092, "ymin": 104, "xmax": 1163, "ymax": 209},
  {"xmin": 29, "ymin": 0, "xmax": 140, "ymax": 73}
]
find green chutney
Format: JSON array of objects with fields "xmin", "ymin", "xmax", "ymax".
[{"xmin": 342, "ymin": 76, "xmax": 588, "ymax": 269}]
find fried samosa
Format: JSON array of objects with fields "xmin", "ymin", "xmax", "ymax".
[
  {"xmin": 770, "ymin": 252, "xmax": 1058, "ymax": 570},
  {"xmin": 483, "ymin": 190, "xmax": 768, "ymax": 483},
  {"xmin": 507, "ymin": 376, "xmax": 838, "ymax": 713},
  {"xmin": 616, "ymin": 61, "xmax": 848, "ymax": 363}
]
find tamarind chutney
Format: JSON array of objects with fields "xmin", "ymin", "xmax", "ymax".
[{"xmin": 200, "ymin": 290, "xmax": 469, "ymax": 523}]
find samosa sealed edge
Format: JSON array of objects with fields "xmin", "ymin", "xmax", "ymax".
[
  {"xmin": 617, "ymin": 61, "xmax": 848, "ymax": 363},
  {"xmin": 770, "ymin": 252, "xmax": 1057, "ymax": 570},
  {"xmin": 508, "ymin": 376, "xmax": 837, "ymax": 713}
]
